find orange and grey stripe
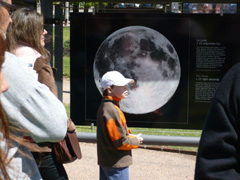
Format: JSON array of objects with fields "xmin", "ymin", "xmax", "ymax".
[{"xmin": 106, "ymin": 105, "xmax": 139, "ymax": 150}]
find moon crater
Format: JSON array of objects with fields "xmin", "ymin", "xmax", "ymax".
[{"xmin": 93, "ymin": 26, "xmax": 181, "ymax": 114}]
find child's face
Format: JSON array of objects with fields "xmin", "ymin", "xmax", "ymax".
[{"xmin": 110, "ymin": 85, "xmax": 128, "ymax": 99}]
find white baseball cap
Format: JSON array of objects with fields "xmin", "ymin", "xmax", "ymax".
[{"xmin": 100, "ymin": 71, "xmax": 134, "ymax": 90}]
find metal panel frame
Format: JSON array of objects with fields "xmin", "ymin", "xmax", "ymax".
[
  {"xmin": 42, "ymin": 0, "xmax": 238, "ymax": 146},
  {"xmin": 77, "ymin": 132, "xmax": 200, "ymax": 147}
]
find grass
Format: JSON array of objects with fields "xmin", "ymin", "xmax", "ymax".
[
  {"xmin": 52, "ymin": 27, "xmax": 70, "ymax": 77},
  {"xmin": 63, "ymin": 26, "xmax": 70, "ymax": 43},
  {"xmin": 76, "ymin": 125, "xmax": 201, "ymax": 137},
  {"xmin": 63, "ymin": 27, "xmax": 70, "ymax": 77},
  {"xmin": 63, "ymin": 56, "xmax": 70, "ymax": 77},
  {"xmin": 64, "ymin": 103, "xmax": 70, "ymax": 117}
]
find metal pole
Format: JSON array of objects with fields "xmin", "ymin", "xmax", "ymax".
[
  {"xmin": 65, "ymin": 2, "xmax": 69, "ymax": 25},
  {"xmin": 77, "ymin": 132, "xmax": 200, "ymax": 147},
  {"xmin": 41, "ymin": 0, "xmax": 53, "ymax": 64},
  {"xmin": 55, "ymin": 4, "xmax": 63, "ymax": 101}
]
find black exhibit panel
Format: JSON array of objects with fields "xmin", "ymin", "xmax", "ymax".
[{"xmin": 70, "ymin": 13, "xmax": 240, "ymax": 129}]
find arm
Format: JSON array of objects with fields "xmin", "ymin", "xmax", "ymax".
[
  {"xmin": 34, "ymin": 57, "xmax": 58, "ymax": 97},
  {"xmin": 1, "ymin": 52, "xmax": 68, "ymax": 143},
  {"xmin": 105, "ymin": 105, "xmax": 139, "ymax": 150},
  {"xmin": 34, "ymin": 57, "xmax": 76, "ymax": 133},
  {"xmin": 67, "ymin": 118, "xmax": 76, "ymax": 132}
]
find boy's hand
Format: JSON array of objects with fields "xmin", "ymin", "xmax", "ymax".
[
  {"xmin": 137, "ymin": 136, "xmax": 143, "ymax": 144},
  {"xmin": 136, "ymin": 133, "xmax": 143, "ymax": 144},
  {"xmin": 129, "ymin": 133, "xmax": 143, "ymax": 143}
]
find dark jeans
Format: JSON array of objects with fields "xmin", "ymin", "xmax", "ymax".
[{"xmin": 32, "ymin": 152, "xmax": 68, "ymax": 180}]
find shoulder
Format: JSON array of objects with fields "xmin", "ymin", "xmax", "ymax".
[
  {"xmin": 34, "ymin": 56, "xmax": 50, "ymax": 71},
  {"xmin": 4, "ymin": 52, "xmax": 27, "ymax": 72},
  {"xmin": 101, "ymin": 101, "xmax": 120, "ymax": 118},
  {"xmin": 3, "ymin": 52, "xmax": 37, "ymax": 81},
  {"xmin": 214, "ymin": 62, "xmax": 240, "ymax": 101},
  {"xmin": 102, "ymin": 100, "xmax": 117, "ymax": 111},
  {"xmin": 5, "ymin": 52, "xmax": 19, "ymax": 62},
  {"xmin": 221, "ymin": 62, "xmax": 240, "ymax": 81},
  {"xmin": 223, "ymin": 63, "xmax": 240, "ymax": 81},
  {"xmin": 15, "ymin": 46, "xmax": 41, "ymax": 62}
]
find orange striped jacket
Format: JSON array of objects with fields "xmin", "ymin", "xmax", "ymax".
[{"xmin": 97, "ymin": 96, "xmax": 140, "ymax": 168}]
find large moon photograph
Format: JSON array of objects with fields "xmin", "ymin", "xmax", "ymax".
[{"xmin": 93, "ymin": 26, "xmax": 181, "ymax": 114}]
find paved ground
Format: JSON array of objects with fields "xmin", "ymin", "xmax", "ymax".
[
  {"xmin": 62, "ymin": 78, "xmax": 197, "ymax": 180},
  {"xmin": 63, "ymin": 143, "xmax": 196, "ymax": 180},
  {"xmin": 63, "ymin": 77, "xmax": 70, "ymax": 104}
]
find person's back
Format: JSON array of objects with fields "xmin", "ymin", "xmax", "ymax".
[
  {"xmin": 2, "ymin": 52, "xmax": 68, "ymax": 142},
  {"xmin": 97, "ymin": 71, "xmax": 143, "ymax": 180},
  {"xmin": 195, "ymin": 63, "xmax": 240, "ymax": 179},
  {"xmin": 0, "ymin": 1, "xmax": 68, "ymax": 179},
  {"xmin": 1, "ymin": 51, "xmax": 68, "ymax": 180},
  {"xmin": 5, "ymin": 7, "xmax": 72, "ymax": 179}
]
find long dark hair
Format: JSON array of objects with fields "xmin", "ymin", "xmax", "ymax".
[
  {"xmin": 0, "ymin": 34, "xmax": 10, "ymax": 180},
  {"xmin": 7, "ymin": 7, "xmax": 50, "ymax": 60}
]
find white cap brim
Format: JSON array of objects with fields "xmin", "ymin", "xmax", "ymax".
[{"xmin": 114, "ymin": 78, "xmax": 134, "ymax": 86}]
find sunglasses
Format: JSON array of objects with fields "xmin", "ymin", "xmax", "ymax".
[{"xmin": 0, "ymin": 1, "xmax": 14, "ymax": 15}]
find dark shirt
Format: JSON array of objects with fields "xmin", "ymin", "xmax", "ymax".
[{"xmin": 195, "ymin": 63, "xmax": 240, "ymax": 179}]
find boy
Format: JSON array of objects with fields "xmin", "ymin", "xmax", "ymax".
[{"xmin": 97, "ymin": 71, "xmax": 143, "ymax": 180}]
